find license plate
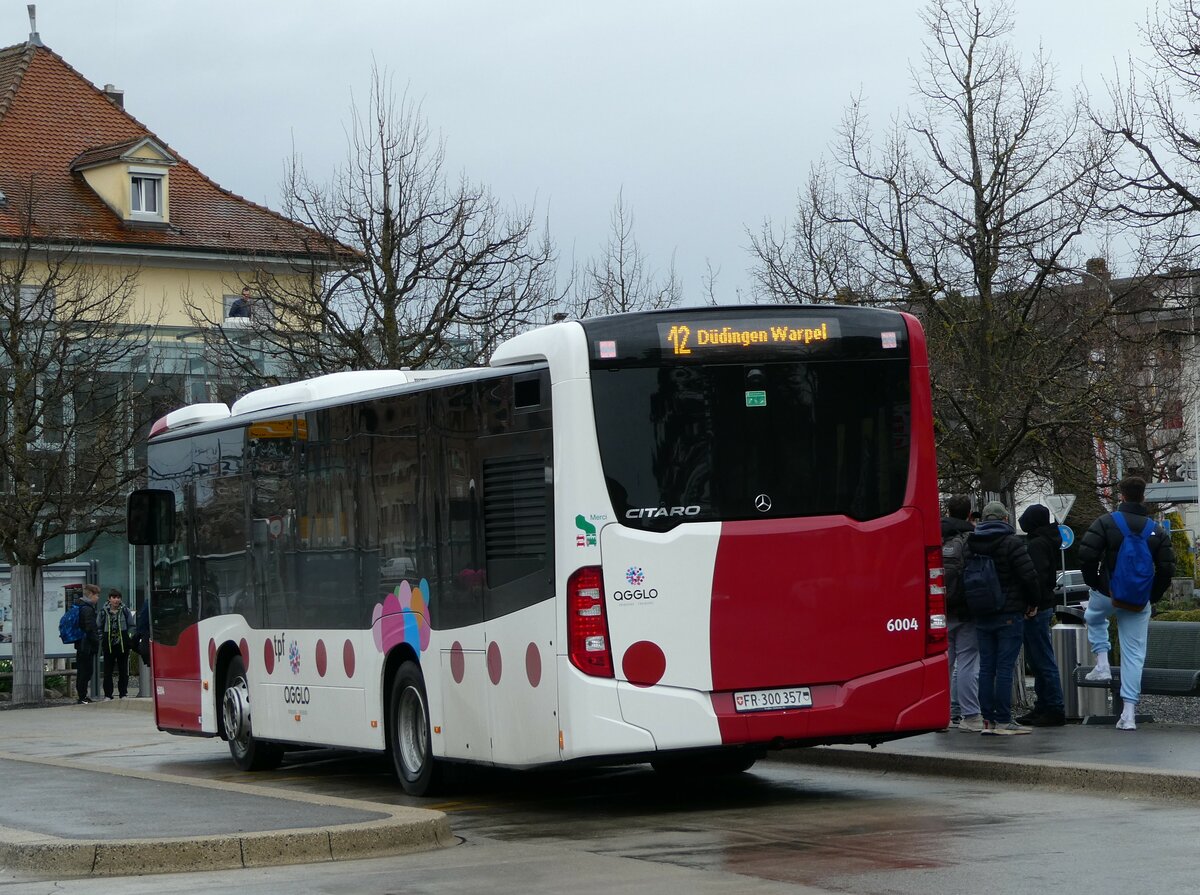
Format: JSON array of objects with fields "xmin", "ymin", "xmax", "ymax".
[{"xmin": 733, "ymin": 686, "xmax": 812, "ymax": 713}]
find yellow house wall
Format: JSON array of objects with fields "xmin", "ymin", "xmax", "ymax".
[
  {"xmin": 80, "ymin": 165, "xmax": 130, "ymax": 218},
  {"xmin": 15, "ymin": 259, "xmax": 307, "ymax": 327}
]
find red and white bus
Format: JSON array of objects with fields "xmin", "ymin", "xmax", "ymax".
[{"xmin": 128, "ymin": 305, "xmax": 947, "ymax": 795}]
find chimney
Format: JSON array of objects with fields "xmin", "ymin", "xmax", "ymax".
[
  {"xmin": 103, "ymin": 83, "xmax": 124, "ymax": 109},
  {"xmin": 1084, "ymin": 257, "xmax": 1110, "ymax": 282},
  {"xmin": 26, "ymin": 4, "xmax": 42, "ymax": 47}
]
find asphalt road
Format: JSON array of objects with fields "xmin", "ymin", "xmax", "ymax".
[{"xmin": 4, "ymin": 705, "xmax": 1200, "ymax": 894}]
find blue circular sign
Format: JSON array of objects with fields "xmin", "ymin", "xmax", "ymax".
[{"xmin": 1058, "ymin": 524, "xmax": 1074, "ymax": 550}]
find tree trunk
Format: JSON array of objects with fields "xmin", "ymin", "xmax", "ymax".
[{"xmin": 11, "ymin": 564, "xmax": 45, "ymax": 705}]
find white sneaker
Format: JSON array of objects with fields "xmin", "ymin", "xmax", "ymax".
[
  {"xmin": 1116, "ymin": 716, "xmax": 1137, "ymax": 731},
  {"xmin": 1085, "ymin": 665, "xmax": 1112, "ymax": 682}
]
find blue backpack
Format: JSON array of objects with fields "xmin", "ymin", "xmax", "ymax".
[
  {"xmin": 1109, "ymin": 513, "xmax": 1156, "ymax": 610},
  {"xmin": 961, "ymin": 543, "xmax": 1005, "ymax": 615},
  {"xmin": 58, "ymin": 604, "xmax": 84, "ymax": 644}
]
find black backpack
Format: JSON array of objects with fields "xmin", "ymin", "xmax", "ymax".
[
  {"xmin": 961, "ymin": 542, "xmax": 1005, "ymax": 615},
  {"xmin": 942, "ymin": 533, "xmax": 969, "ymax": 613}
]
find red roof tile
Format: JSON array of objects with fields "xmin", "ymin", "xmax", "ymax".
[
  {"xmin": 70, "ymin": 137, "xmax": 158, "ymax": 171},
  {"xmin": 0, "ymin": 42, "xmax": 331, "ymax": 258}
]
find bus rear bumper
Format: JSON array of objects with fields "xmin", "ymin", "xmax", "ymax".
[{"xmin": 710, "ymin": 655, "xmax": 950, "ymax": 745}]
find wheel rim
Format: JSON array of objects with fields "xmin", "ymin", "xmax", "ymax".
[
  {"xmin": 397, "ymin": 684, "xmax": 428, "ymax": 778},
  {"xmin": 223, "ymin": 674, "xmax": 252, "ymax": 756}
]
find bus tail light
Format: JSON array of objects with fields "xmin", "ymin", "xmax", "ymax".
[
  {"xmin": 568, "ymin": 566, "xmax": 613, "ymax": 678},
  {"xmin": 926, "ymin": 547, "xmax": 948, "ymax": 655}
]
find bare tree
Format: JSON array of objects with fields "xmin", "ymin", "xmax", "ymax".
[
  {"xmin": 0, "ymin": 181, "xmax": 166, "ymax": 705},
  {"xmin": 746, "ymin": 0, "xmax": 1189, "ymax": 501},
  {"xmin": 569, "ymin": 190, "xmax": 681, "ymax": 318},
  {"xmin": 1095, "ymin": 0, "xmax": 1200, "ymax": 228},
  {"xmin": 189, "ymin": 68, "xmax": 558, "ymax": 383}
]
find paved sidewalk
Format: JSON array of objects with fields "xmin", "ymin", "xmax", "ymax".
[
  {"xmin": 0, "ymin": 698, "xmax": 453, "ymax": 879},
  {"xmin": 777, "ymin": 719, "xmax": 1200, "ymax": 801}
]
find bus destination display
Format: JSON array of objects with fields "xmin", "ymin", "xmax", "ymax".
[{"xmin": 659, "ymin": 318, "xmax": 844, "ymax": 358}]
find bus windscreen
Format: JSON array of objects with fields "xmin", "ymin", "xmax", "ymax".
[{"xmin": 589, "ymin": 356, "xmax": 912, "ymax": 529}]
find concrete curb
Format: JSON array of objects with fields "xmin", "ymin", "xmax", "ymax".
[
  {"xmin": 778, "ymin": 745, "xmax": 1200, "ymax": 802},
  {"xmin": 0, "ymin": 751, "xmax": 455, "ymax": 878}
]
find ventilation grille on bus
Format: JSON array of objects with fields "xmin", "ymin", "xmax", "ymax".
[{"xmin": 483, "ymin": 455, "xmax": 547, "ymax": 580}]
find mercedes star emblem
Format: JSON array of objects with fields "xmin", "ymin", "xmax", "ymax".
[{"xmin": 754, "ymin": 494, "xmax": 772, "ymax": 513}]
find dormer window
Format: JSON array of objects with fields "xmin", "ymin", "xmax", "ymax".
[
  {"xmin": 131, "ymin": 173, "xmax": 162, "ymax": 217},
  {"xmin": 72, "ymin": 137, "xmax": 176, "ymax": 225}
]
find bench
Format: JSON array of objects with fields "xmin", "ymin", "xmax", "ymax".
[{"xmin": 1073, "ymin": 620, "xmax": 1200, "ymax": 714}]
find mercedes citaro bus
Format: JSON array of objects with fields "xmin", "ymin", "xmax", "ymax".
[{"xmin": 128, "ymin": 305, "xmax": 948, "ymax": 795}]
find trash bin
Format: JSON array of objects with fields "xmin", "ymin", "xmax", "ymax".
[{"xmin": 1052, "ymin": 623, "xmax": 1108, "ymax": 720}]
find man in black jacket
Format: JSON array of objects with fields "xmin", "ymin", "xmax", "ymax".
[
  {"xmin": 74, "ymin": 584, "xmax": 100, "ymax": 704},
  {"xmin": 1078, "ymin": 476, "xmax": 1175, "ymax": 731},
  {"xmin": 967, "ymin": 501, "xmax": 1041, "ymax": 735},
  {"xmin": 1016, "ymin": 504, "xmax": 1065, "ymax": 726}
]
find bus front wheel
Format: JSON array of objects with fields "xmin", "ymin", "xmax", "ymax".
[
  {"xmin": 388, "ymin": 660, "xmax": 441, "ymax": 796},
  {"xmin": 222, "ymin": 654, "xmax": 284, "ymax": 772}
]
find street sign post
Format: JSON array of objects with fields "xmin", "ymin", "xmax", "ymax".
[
  {"xmin": 1046, "ymin": 493, "xmax": 1076, "ymax": 523},
  {"xmin": 1058, "ymin": 524, "xmax": 1075, "ymax": 550}
]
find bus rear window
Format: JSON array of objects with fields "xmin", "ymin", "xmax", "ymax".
[{"xmin": 591, "ymin": 360, "xmax": 910, "ymax": 529}]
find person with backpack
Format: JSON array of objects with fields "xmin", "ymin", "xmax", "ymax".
[
  {"xmin": 1016, "ymin": 504, "xmax": 1066, "ymax": 727},
  {"xmin": 98, "ymin": 588, "xmax": 136, "ymax": 700},
  {"xmin": 966, "ymin": 501, "xmax": 1041, "ymax": 735},
  {"xmin": 941, "ymin": 495, "xmax": 981, "ymax": 731},
  {"xmin": 1078, "ymin": 476, "xmax": 1175, "ymax": 731},
  {"xmin": 72, "ymin": 584, "xmax": 101, "ymax": 704}
]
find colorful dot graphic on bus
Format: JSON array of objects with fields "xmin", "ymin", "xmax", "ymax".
[
  {"xmin": 625, "ymin": 566, "xmax": 645, "ymax": 586},
  {"xmin": 288, "ymin": 641, "xmax": 301, "ymax": 675},
  {"xmin": 371, "ymin": 578, "xmax": 432, "ymax": 654}
]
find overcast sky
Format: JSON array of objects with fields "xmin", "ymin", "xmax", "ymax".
[{"xmin": 12, "ymin": 1, "xmax": 1156, "ymax": 304}]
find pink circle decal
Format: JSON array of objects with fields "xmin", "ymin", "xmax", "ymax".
[
  {"xmin": 316, "ymin": 640, "xmax": 327, "ymax": 678},
  {"xmin": 525, "ymin": 642, "xmax": 542, "ymax": 688},
  {"xmin": 343, "ymin": 639, "xmax": 356, "ymax": 678},
  {"xmin": 208, "ymin": 639, "xmax": 216, "ymax": 672},
  {"xmin": 263, "ymin": 638, "xmax": 274, "ymax": 675},
  {"xmin": 622, "ymin": 641, "xmax": 666, "ymax": 688},
  {"xmin": 450, "ymin": 642, "xmax": 465, "ymax": 683},
  {"xmin": 487, "ymin": 641, "xmax": 502, "ymax": 685},
  {"xmin": 239, "ymin": 638, "xmax": 249, "ymax": 667}
]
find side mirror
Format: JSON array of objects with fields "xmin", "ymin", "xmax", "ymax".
[{"xmin": 127, "ymin": 489, "xmax": 176, "ymax": 545}]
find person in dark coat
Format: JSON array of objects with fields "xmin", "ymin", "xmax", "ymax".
[
  {"xmin": 1016, "ymin": 504, "xmax": 1065, "ymax": 726},
  {"xmin": 74, "ymin": 584, "xmax": 101, "ymax": 704},
  {"xmin": 967, "ymin": 501, "xmax": 1040, "ymax": 735},
  {"xmin": 941, "ymin": 495, "xmax": 981, "ymax": 731},
  {"xmin": 1078, "ymin": 476, "xmax": 1175, "ymax": 731},
  {"xmin": 98, "ymin": 588, "xmax": 135, "ymax": 699}
]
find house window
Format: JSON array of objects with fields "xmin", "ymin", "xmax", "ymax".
[
  {"xmin": 223, "ymin": 292, "xmax": 272, "ymax": 322},
  {"xmin": 131, "ymin": 175, "xmax": 162, "ymax": 216},
  {"xmin": 9, "ymin": 284, "xmax": 54, "ymax": 320}
]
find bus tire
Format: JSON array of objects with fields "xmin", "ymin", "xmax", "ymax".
[
  {"xmin": 652, "ymin": 747, "xmax": 760, "ymax": 778},
  {"xmin": 388, "ymin": 660, "xmax": 441, "ymax": 796},
  {"xmin": 222, "ymin": 654, "xmax": 284, "ymax": 772}
]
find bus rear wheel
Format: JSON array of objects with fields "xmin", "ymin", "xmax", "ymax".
[
  {"xmin": 388, "ymin": 660, "xmax": 442, "ymax": 796},
  {"xmin": 222, "ymin": 654, "xmax": 283, "ymax": 772}
]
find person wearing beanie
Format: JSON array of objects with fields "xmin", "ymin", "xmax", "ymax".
[
  {"xmin": 1016, "ymin": 504, "xmax": 1065, "ymax": 726},
  {"xmin": 1078, "ymin": 476, "xmax": 1175, "ymax": 731},
  {"xmin": 967, "ymin": 501, "xmax": 1041, "ymax": 735}
]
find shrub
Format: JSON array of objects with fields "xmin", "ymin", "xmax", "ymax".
[{"xmin": 1153, "ymin": 610, "xmax": 1200, "ymax": 622}]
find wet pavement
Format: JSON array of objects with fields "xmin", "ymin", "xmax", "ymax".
[
  {"xmin": 0, "ymin": 698, "xmax": 452, "ymax": 877},
  {"xmin": 4, "ymin": 695, "xmax": 1200, "ymax": 882}
]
